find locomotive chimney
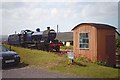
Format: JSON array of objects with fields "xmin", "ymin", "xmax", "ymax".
[
  {"xmin": 47, "ymin": 27, "xmax": 50, "ymax": 30},
  {"xmin": 36, "ymin": 28, "xmax": 40, "ymax": 32}
]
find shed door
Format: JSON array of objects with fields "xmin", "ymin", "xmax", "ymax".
[{"xmin": 106, "ymin": 35, "xmax": 116, "ymax": 66}]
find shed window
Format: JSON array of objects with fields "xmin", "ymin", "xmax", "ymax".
[{"xmin": 79, "ymin": 33, "xmax": 89, "ymax": 49}]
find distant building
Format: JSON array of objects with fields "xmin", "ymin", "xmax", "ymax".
[
  {"xmin": 56, "ymin": 32, "xmax": 73, "ymax": 46},
  {"xmin": 72, "ymin": 23, "xmax": 116, "ymax": 67}
]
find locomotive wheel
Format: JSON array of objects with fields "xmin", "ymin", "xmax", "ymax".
[
  {"xmin": 48, "ymin": 47, "xmax": 53, "ymax": 52},
  {"xmin": 37, "ymin": 43, "xmax": 45, "ymax": 50}
]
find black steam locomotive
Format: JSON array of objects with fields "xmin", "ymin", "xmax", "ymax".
[{"xmin": 8, "ymin": 27, "xmax": 63, "ymax": 51}]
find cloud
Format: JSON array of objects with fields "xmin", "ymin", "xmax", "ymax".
[
  {"xmin": 51, "ymin": 8, "xmax": 59, "ymax": 16},
  {"xmin": 79, "ymin": 2, "xmax": 118, "ymax": 17},
  {"xmin": 1, "ymin": 2, "xmax": 118, "ymax": 35},
  {"xmin": 74, "ymin": 2, "xmax": 118, "ymax": 25},
  {"xmin": 2, "ymin": 2, "xmax": 24, "ymax": 10},
  {"xmin": 1, "ymin": 0, "xmax": 119, "ymax": 2}
]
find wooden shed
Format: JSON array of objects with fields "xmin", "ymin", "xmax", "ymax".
[{"xmin": 72, "ymin": 23, "xmax": 116, "ymax": 66}]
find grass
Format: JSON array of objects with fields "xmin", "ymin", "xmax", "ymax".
[
  {"xmin": 60, "ymin": 46, "xmax": 73, "ymax": 50},
  {"xmin": 5, "ymin": 44, "xmax": 119, "ymax": 78}
]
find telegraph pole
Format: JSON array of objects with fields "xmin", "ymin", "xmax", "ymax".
[
  {"xmin": 57, "ymin": 25, "xmax": 58, "ymax": 33},
  {"xmin": 15, "ymin": 31, "xmax": 16, "ymax": 34}
]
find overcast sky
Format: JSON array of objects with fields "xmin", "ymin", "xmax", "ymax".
[{"xmin": 1, "ymin": 0, "xmax": 119, "ymax": 35}]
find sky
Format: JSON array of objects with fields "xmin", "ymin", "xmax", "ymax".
[{"xmin": 0, "ymin": 0, "xmax": 120, "ymax": 35}]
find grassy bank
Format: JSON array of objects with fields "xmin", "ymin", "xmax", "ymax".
[{"xmin": 5, "ymin": 45, "xmax": 119, "ymax": 78}]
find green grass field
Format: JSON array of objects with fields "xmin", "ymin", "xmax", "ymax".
[{"xmin": 5, "ymin": 45, "xmax": 119, "ymax": 78}]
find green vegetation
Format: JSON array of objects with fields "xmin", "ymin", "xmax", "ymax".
[
  {"xmin": 60, "ymin": 46, "xmax": 73, "ymax": 50},
  {"xmin": 116, "ymin": 37, "xmax": 120, "ymax": 55},
  {"xmin": 116, "ymin": 37, "xmax": 120, "ymax": 48},
  {"xmin": 5, "ymin": 45, "xmax": 119, "ymax": 78}
]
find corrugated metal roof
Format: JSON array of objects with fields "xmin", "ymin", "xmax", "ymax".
[{"xmin": 56, "ymin": 32, "xmax": 73, "ymax": 42}]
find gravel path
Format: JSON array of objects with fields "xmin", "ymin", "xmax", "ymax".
[{"xmin": 2, "ymin": 66, "xmax": 80, "ymax": 78}]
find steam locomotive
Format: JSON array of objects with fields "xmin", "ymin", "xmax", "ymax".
[{"xmin": 8, "ymin": 27, "xmax": 63, "ymax": 51}]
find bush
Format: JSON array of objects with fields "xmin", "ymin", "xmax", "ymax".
[
  {"xmin": 116, "ymin": 37, "xmax": 120, "ymax": 48},
  {"xmin": 75, "ymin": 56, "xmax": 89, "ymax": 64},
  {"xmin": 93, "ymin": 60, "xmax": 107, "ymax": 66},
  {"xmin": 60, "ymin": 46, "xmax": 73, "ymax": 50},
  {"xmin": 116, "ymin": 37, "xmax": 120, "ymax": 54}
]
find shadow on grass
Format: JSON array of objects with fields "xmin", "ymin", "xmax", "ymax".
[
  {"xmin": 70, "ymin": 62, "xmax": 87, "ymax": 67},
  {"xmin": 74, "ymin": 62, "xmax": 87, "ymax": 67},
  {"xmin": 2, "ymin": 62, "xmax": 29, "ymax": 70}
]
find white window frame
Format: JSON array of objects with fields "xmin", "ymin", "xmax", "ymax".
[{"xmin": 79, "ymin": 32, "xmax": 89, "ymax": 49}]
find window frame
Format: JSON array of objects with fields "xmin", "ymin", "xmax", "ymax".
[{"xmin": 79, "ymin": 32, "xmax": 89, "ymax": 49}]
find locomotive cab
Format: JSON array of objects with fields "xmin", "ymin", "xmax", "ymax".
[
  {"xmin": 20, "ymin": 30, "xmax": 34, "ymax": 47},
  {"xmin": 42, "ymin": 27, "xmax": 56, "ymax": 42},
  {"xmin": 48, "ymin": 29, "xmax": 56, "ymax": 41}
]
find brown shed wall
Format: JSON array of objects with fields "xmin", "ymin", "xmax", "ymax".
[
  {"xmin": 97, "ymin": 29, "xmax": 116, "ymax": 66},
  {"xmin": 73, "ymin": 25, "xmax": 97, "ymax": 61}
]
